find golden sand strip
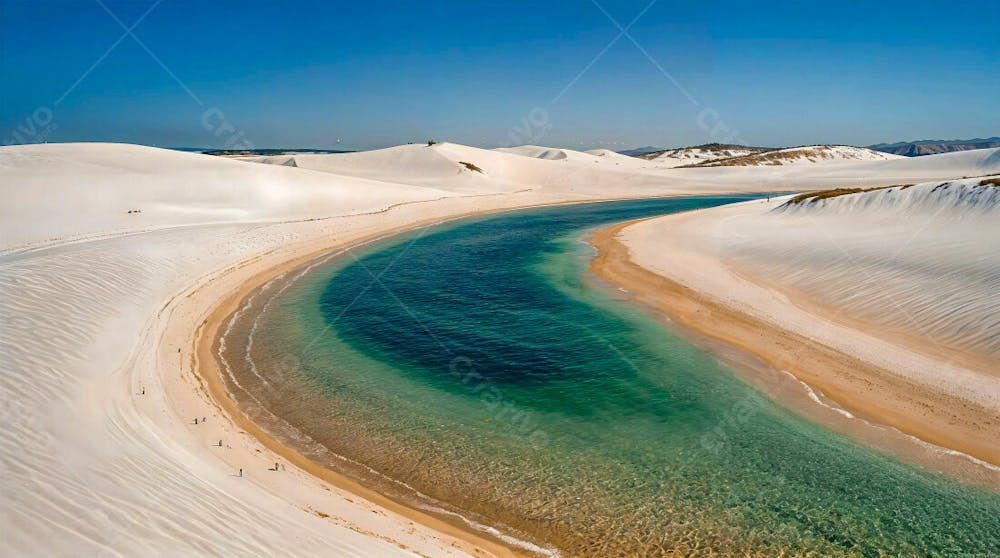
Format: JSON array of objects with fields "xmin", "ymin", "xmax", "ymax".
[
  {"xmin": 180, "ymin": 192, "xmax": 703, "ymax": 557},
  {"xmin": 589, "ymin": 219, "xmax": 1000, "ymax": 471},
  {"xmin": 179, "ymin": 194, "xmax": 714, "ymax": 558},
  {"xmin": 188, "ymin": 210, "xmax": 535, "ymax": 558}
]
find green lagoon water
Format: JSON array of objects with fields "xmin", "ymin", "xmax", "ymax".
[{"xmin": 224, "ymin": 196, "xmax": 1000, "ymax": 556}]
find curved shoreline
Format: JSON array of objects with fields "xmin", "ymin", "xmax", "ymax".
[
  {"xmin": 186, "ymin": 200, "xmax": 555, "ymax": 558},
  {"xmin": 208, "ymin": 226, "xmax": 555, "ymax": 557},
  {"xmin": 178, "ymin": 193, "xmax": 732, "ymax": 557},
  {"xmin": 169, "ymin": 190, "xmax": 996, "ymax": 558},
  {"xmin": 181, "ymin": 193, "xmax": 770, "ymax": 557},
  {"xmin": 589, "ymin": 218, "xmax": 1000, "ymax": 484}
]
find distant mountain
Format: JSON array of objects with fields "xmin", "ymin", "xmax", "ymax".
[
  {"xmin": 618, "ymin": 146, "xmax": 665, "ymax": 157},
  {"xmin": 868, "ymin": 137, "xmax": 1000, "ymax": 157}
]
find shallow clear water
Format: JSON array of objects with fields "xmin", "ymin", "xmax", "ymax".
[{"xmin": 226, "ymin": 196, "xmax": 1000, "ymax": 556}]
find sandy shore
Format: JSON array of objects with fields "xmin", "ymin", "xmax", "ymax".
[
  {"xmin": 589, "ymin": 217, "xmax": 1000, "ymax": 484},
  {"xmin": 174, "ymin": 191, "xmax": 754, "ymax": 557},
  {"xmin": 179, "ymin": 192, "xmax": 769, "ymax": 556},
  {"xmin": 165, "ymin": 192, "xmax": 589, "ymax": 557},
  {"xmin": 180, "ymin": 192, "xmax": 803, "ymax": 557}
]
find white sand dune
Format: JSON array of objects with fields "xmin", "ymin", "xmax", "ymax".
[
  {"xmin": 496, "ymin": 145, "xmax": 573, "ymax": 160},
  {"xmin": 639, "ymin": 144, "xmax": 768, "ymax": 167},
  {"xmin": 251, "ymin": 143, "xmax": 661, "ymax": 193},
  {"xmin": 617, "ymin": 175, "xmax": 1000, "ymax": 446},
  {"xmin": 844, "ymin": 144, "xmax": 1000, "ymax": 175},
  {"xmin": 247, "ymin": 143, "xmax": 1000, "ymax": 199},
  {"xmin": 2, "ymin": 142, "xmax": 999, "ymax": 556},
  {"xmin": 661, "ymin": 147, "xmax": 1000, "ymax": 192},
  {"xmin": 630, "ymin": 144, "xmax": 897, "ymax": 168},
  {"xmin": 759, "ymin": 179, "xmax": 1000, "ymax": 357},
  {"xmin": 0, "ymin": 143, "xmax": 464, "ymax": 250},
  {"xmin": 496, "ymin": 145, "xmax": 639, "ymax": 165},
  {"xmin": 693, "ymin": 145, "xmax": 903, "ymax": 167},
  {"xmin": 247, "ymin": 144, "xmax": 510, "ymax": 193},
  {"xmin": 622, "ymin": 173, "xmax": 1000, "ymax": 361},
  {"xmin": 1, "ymin": 225, "xmax": 474, "ymax": 557},
  {"xmin": 583, "ymin": 148, "xmax": 636, "ymax": 161}
]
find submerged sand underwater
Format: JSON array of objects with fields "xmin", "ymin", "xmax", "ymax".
[{"xmin": 219, "ymin": 197, "xmax": 1000, "ymax": 557}]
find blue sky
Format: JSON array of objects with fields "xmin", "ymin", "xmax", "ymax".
[{"xmin": 2, "ymin": 0, "xmax": 998, "ymax": 150}]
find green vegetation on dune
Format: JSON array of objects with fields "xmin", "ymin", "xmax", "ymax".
[{"xmin": 784, "ymin": 184, "xmax": 914, "ymax": 205}]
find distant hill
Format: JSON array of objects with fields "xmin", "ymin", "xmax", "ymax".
[
  {"xmin": 201, "ymin": 148, "xmax": 353, "ymax": 157},
  {"xmin": 685, "ymin": 145, "xmax": 901, "ymax": 167},
  {"xmin": 626, "ymin": 143, "xmax": 904, "ymax": 168},
  {"xmin": 869, "ymin": 137, "xmax": 1000, "ymax": 157},
  {"xmin": 633, "ymin": 143, "xmax": 774, "ymax": 167}
]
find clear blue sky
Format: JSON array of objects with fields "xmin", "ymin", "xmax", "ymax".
[{"xmin": 2, "ymin": 0, "xmax": 998, "ymax": 150}]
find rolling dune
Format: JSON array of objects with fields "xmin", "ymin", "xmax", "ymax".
[
  {"xmin": 3, "ymin": 142, "xmax": 999, "ymax": 556},
  {"xmin": 609, "ymin": 175, "xmax": 1000, "ymax": 470}
]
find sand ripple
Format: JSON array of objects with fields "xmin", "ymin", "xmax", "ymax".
[{"xmin": 0, "ymin": 227, "xmax": 431, "ymax": 557}]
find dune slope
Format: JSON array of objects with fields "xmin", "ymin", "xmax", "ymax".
[
  {"xmin": 743, "ymin": 178, "xmax": 1000, "ymax": 357},
  {"xmin": 691, "ymin": 145, "xmax": 902, "ymax": 167},
  {"xmin": 610, "ymin": 176, "xmax": 1000, "ymax": 469},
  {"xmin": 0, "ymin": 224, "xmax": 487, "ymax": 557},
  {"xmin": 0, "ymin": 143, "xmax": 466, "ymax": 250}
]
